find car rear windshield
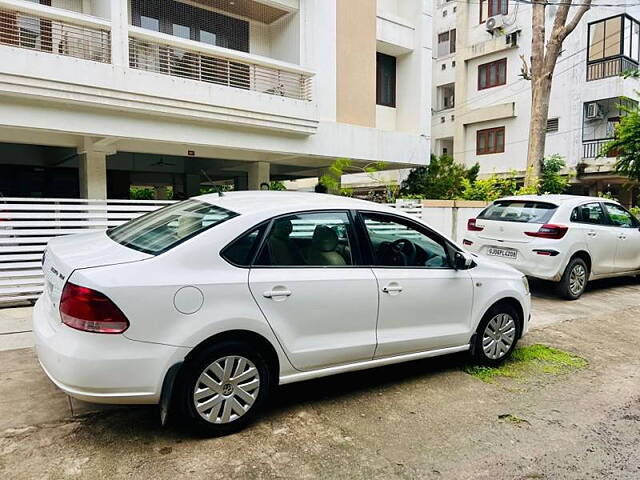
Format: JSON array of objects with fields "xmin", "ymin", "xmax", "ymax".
[
  {"xmin": 478, "ymin": 200, "xmax": 558, "ymax": 224},
  {"xmin": 107, "ymin": 199, "xmax": 238, "ymax": 255}
]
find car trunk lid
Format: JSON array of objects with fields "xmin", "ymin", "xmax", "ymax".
[{"xmin": 43, "ymin": 231, "xmax": 151, "ymax": 309}]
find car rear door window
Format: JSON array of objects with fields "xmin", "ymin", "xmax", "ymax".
[
  {"xmin": 360, "ymin": 212, "xmax": 451, "ymax": 268},
  {"xmin": 255, "ymin": 212, "xmax": 355, "ymax": 267},
  {"xmin": 107, "ymin": 200, "xmax": 238, "ymax": 255},
  {"xmin": 571, "ymin": 202, "xmax": 607, "ymax": 225},
  {"xmin": 603, "ymin": 203, "xmax": 639, "ymax": 228},
  {"xmin": 479, "ymin": 200, "xmax": 557, "ymax": 223}
]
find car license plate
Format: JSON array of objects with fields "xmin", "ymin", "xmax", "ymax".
[{"xmin": 487, "ymin": 247, "xmax": 517, "ymax": 259}]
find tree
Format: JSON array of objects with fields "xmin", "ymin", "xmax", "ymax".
[
  {"xmin": 539, "ymin": 154, "xmax": 571, "ymax": 194},
  {"xmin": 319, "ymin": 158, "xmax": 388, "ymax": 196},
  {"xmin": 601, "ymin": 102, "xmax": 640, "ymax": 181},
  {"xmin": 525, "ymin": 0, "xmax": 592, "ymax": 187},
  {"xmin": 401, "ymin": 154, "xmax": 479, "ymax": 200}
]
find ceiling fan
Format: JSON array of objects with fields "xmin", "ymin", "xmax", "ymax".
[{"xmin": 150, "ymin": 157, "xmax": 177, "ymax": 167}]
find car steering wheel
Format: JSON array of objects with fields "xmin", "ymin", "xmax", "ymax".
[{"xmin": 389, "ymin": 239, "xmax": 417, "ymax": 266}]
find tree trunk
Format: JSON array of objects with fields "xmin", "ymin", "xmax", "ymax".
[{"xmin": 525, "ymin": 0, "xmax": 593, "ymax": 187}]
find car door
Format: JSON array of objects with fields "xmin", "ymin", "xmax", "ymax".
[
  {"xmin": 248, "ymin": 211, "xmax": 378, "ymax": 371},
  {"xmin": 602, "ymin": 202, "xmax": 640, "ymax": 272},
  {"xmin": 570, "ymin": 202, "xmax": 617, "ymax": 275},
  {"xmin": 358, "ymin": 211, "xmax": 474, "ymax": 358}
]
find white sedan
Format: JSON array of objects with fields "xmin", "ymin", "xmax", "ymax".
[
  {"xmin": 34, "ymin": 192, "xmax": 530, "ymax": 435},
  {"xmin": 464, "ymin": 195, "xmax": 640, "ymax": 299}
]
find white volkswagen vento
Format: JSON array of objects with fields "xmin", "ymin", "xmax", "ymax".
[
  {"xmin": 34, "ymin": 192, "xmax": 530, "ymax": 435},
  {"xmin": 464, "ymin": 195, "xmax": 640, "ymax": 299}
]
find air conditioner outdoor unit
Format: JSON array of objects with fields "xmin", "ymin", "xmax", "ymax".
[
  {"xmin": 486, "ymin": 15, "xmax": 505, "ymax": 33},
  {"xmin": 586, "ymin": 102, "xmax": 604, "ymax": 120}
]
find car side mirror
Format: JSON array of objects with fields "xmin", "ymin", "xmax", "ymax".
[{"xmin": 454, "ymin": 251, "xmax": 474, "ymax": 270}]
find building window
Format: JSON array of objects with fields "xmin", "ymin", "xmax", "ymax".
[
  {"xmin": 476, "ymin": 127, "xmax": 505, "ymax": 155},
  {"xmin": 478, "ymin": 58, "xmax": 507, "ymax": 90},
  {"xmin": 480, "ymin": 0, "xmax": 508, "ymax": 23},
  {"xmin": 131, "ymin": 0, "xmax": 249, "ymax": 52},
  {"xmin": 546, "ymin": 118, "xmax": 559, "ymax": 133},
  {"xmin": 377, "ymin": 52, "xmax": 396, "ymax": 108},
  {"xmin": 437, "ymin": 29, "xmax": 456, "ymax": 57}
]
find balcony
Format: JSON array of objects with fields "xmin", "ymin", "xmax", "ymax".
[
  {"xmin": 582, "ymin": 97, "xmax": 636, "ymax": 159},
  {"xmin": 586, "ymin": 14, "xmax": 640, "ymax": 82},
  {"xmin": 583, "ymin": 139, "xmax": 616, "ymax": 159},
  {"xmin": 129, "ymin": 28, "xmax": 312, "ymax": 101},
  {"xmin": 0, "ymin": 3, "xmax": 110, "ymax": 63}
]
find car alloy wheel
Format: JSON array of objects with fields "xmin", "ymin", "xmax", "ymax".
[
  {"xmin": 193, "ymin": 355, "xmax": 260, "ymax": 424},
  {"xmin": 481, "ymin": 313, "xmax": 516, "ymax": 360},
  {"xmin": 569, "ymin": 263, "xmax": 586, "ymax": 297}
]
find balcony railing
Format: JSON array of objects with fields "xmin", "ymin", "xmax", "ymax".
[
  {"xmin": 587, "ymin": 56, "xmax": 638, "ymax": 82},
  {"xmin": 0, "ymin": 7, "xmax": 110, "ymax": 63},
  {"xmin": 129, "ymin": 30, "xmax": 313, "ymax": 101},
  {"xmin": 583, "ymin": 139, "xmax": 618, "ymax": 158}
]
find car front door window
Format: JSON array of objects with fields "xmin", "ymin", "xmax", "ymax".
[
  {"xmin": 361, "ymin": 214, "xmax": 451, "ymax": 269},
  {"xmin": 603, "ymin": 203, "xmax": 640, "ymax": 272}
]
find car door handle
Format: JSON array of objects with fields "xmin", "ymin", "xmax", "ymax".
[
  {"xmin": 382, "ymin": 285, "xmax": 403, "ymax": 294},
  {"xmin": 263, "ymin": 290, "xmax": 292, "ymax": 299}
]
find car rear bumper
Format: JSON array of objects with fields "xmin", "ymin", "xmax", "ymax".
[
  {"xmin": 466, "ymin": 240, "xmax": 565, "ymax": 281},
  {"xmin": 33, "ymin": 292, "xmax": 188, "ymax": 405}
]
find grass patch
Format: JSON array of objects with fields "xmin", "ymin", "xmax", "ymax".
[{"xmin": 464, "ymin": 344, "xmax": 587, "ymax": 383}]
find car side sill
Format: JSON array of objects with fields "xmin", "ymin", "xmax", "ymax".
[{"xmin": 279, "ymin": 345, "xmax": 470, "ymax": 385}]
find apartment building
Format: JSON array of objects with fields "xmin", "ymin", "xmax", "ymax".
[
  {"xmin": 432, "ymin": 0, "xmax": 640, "ymax": 204},
  {"xmin": 0, "ymin": 0, "xmax": 431, "ymax": 199}
]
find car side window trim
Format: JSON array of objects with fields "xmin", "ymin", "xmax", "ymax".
[
  {"xmin": 249, "ymin": 209, "xmax": 365, "ymax": 269},
  {"xmin": 356, "ymin": 210, "xmax": 456, "ymax": 270},
  {"xmin": 219, "ymin": 220, "xmax": 270, "ymax": 268}
]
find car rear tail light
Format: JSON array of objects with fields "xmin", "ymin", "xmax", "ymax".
[
  {"xmin": 467, "ymin": 218, "xmax": 484, "ymax": 232},
  {"xmin": 59, "ymin": 282, "xmax": 129, "ymax": 334},
  {"xmin": 525, "ymin": 224, "xmax": 568, "ymax": 240}
]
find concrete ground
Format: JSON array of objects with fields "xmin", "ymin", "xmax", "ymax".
[{"xmin": 0, "ymin": 277, "xmax": 639, "ymax": 479}]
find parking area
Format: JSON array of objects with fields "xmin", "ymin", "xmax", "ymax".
[{"xmin": 0, "ymin": 278, "xmax": 639, "ymax": 479}]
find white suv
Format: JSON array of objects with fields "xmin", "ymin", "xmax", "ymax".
[
  {"xmin": 34, "ymin": 192, "xmax": 530, "ymax": 435},
  {"xmin": 464, "ymin": 195, "xmax": 640, "ymax": 299}
]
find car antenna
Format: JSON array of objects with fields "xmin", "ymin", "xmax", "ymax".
[{"xmin": 200, "ymin": 169, "xmax": 223, "ymax": 197}]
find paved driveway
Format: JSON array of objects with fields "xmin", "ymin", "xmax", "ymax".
[{"xmin": 0, "ymin": 277, "xmax": 639, "ymax": 479}]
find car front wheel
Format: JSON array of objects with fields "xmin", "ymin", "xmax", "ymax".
[
  {"xmin": 557, "ymin": 257, "xmax": 589, "ymax": 300},
  {"xmin": 174, "ymin": 340, "xmax": 273, "ymax": 436},
  {"xmin": 471, "ymin": 304, "xmax": 520, "ymax": 367}
]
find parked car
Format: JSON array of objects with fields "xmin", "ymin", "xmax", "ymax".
[
  {"xmin": 34, "ymin": 192, "xmax": 531, "ymax": 436},
  {"xmin": 464, "ymin": 195, "xmax": 640, "ymax": 300}
]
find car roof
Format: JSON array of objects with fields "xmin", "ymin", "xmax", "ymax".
[
  {"xmin": 195, "ymin": 191, "xmax": 397, "ymax": 216},
  {"xmin": 496, "ymin": 194, "xmax": 617, "ymax": 206}
]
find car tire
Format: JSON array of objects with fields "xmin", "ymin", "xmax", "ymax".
[
  {"xmin": 471, "ymin": 304, "xmax": 520, "ymax": 367},
  {"xmin": 173, "ymin": 340, "xmax": 273, "ymax": 436},
  {"xmin": 557, "ymin": 257, "xmax": 589, "ymax": 300}
]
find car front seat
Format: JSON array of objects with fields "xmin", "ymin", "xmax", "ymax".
[{"xmin": 306, "ymin": 225, "xmax": 347, "ymax": 266}]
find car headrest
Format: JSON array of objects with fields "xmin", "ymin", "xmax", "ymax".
[
  {"xmin": 311, "ymin": 225, "xmax": 339, "ymax": 252},
  {"xmin": 271, "ymin": 219, "xmax": 293, "ymax": 240}
]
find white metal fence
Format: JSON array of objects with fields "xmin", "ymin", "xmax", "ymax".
[{"xmin": 0, "ymin": 197, "xmax": 172, "ymax": 305}]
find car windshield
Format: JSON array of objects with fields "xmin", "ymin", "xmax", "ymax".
[
  {"xmin": 107, "ymin": 199, "xmax": 238, "ymax": 255},
  {"xmin": 479, "ymin": 200, "xmax": 557, "ymax": 224}
]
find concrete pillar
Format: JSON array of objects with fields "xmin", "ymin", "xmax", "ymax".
[
  {"xmin": 78, "ymin": 149, "xmax": 107, "ymax": 200},
  {"xmin": 247, "ymin": 162, "xmax": 270, "ymax": 190},
  {"xmin": 110, "ymin": 0, "xmax": 129, "ymax": 69}
]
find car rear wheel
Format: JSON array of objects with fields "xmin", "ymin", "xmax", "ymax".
[
  {"xmin": 471, "ymin": 304, "xmax": 520, "ymax": 367},
  {"xmin": 174, "ymin": 340, "xmax": 273, "ymax": 436},
  {"xmin": 557, "ymin": 257, "xmax": 589, "ymax": 300}
]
